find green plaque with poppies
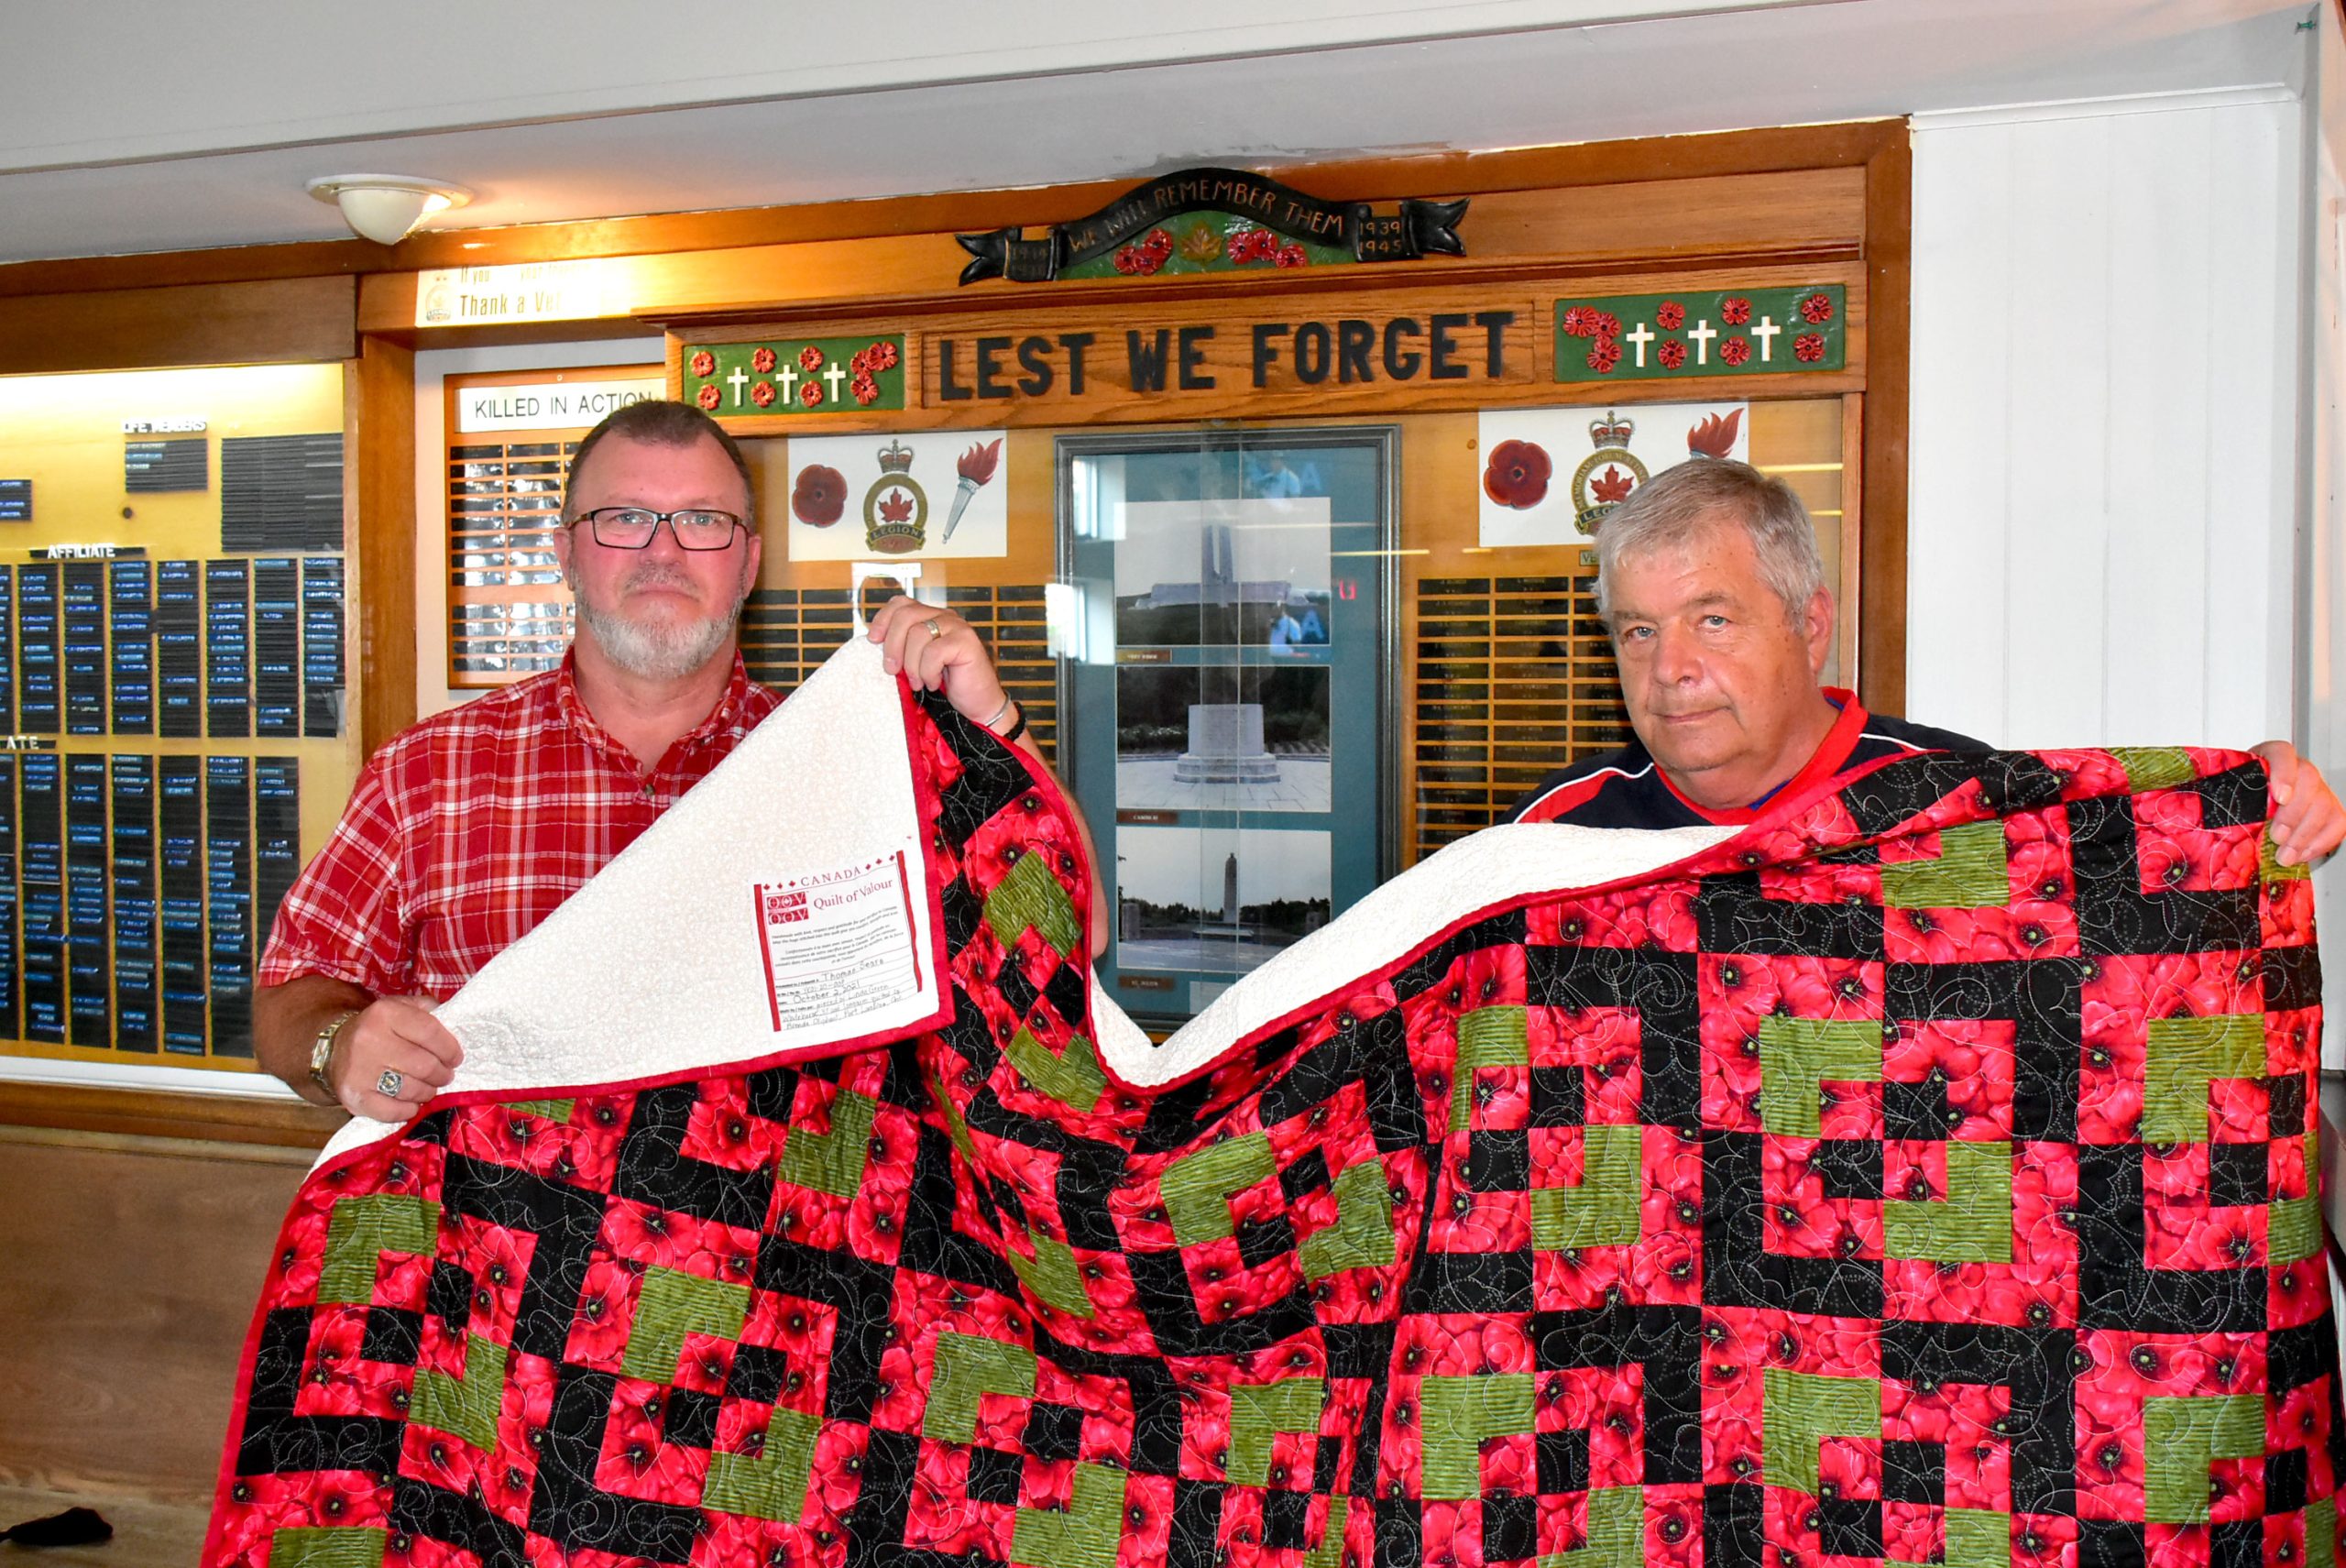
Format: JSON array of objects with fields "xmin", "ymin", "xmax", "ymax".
[
  {"xmin": 1551, "ymin": 287, "xmax": 1845, "ymax": 384},
  {"xmin": 682, "ymin": 337, "xmax": 908, "ymax": 416}
]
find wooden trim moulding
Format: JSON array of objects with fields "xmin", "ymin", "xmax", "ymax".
[
  {"xmin": 352, "ymin": 334, "xmax": 420, "ymax": 756},
  {"xmin": 0, "ymin": 1080, "xmax": 338, "ymax": 1149},
  {"xmin": 1855, "ymin": 124, "xmax": 1913, "ymax": 717}
]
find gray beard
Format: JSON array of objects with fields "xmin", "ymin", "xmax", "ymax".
[{"xmin": 570, "ymin": 565, "xmax": 749, "ymax": 682}]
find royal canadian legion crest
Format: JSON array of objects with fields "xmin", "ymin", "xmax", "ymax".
[
  {"xmin": 1572, "ymin": 411, "xmax": 1648, "ymax": 535},
  {"xmin": 864, "ymin": 440, "xmax": 927, "ymax": 554}
]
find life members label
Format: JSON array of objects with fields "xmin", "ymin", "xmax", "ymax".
[{"xmin": 753, "ymin": 852, "xmax": 925, "ymax": 1034}]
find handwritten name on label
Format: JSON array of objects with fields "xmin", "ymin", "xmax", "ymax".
[{"xmin": 753, "ymin": 853, "xmax": 925, "ymax": 1034}]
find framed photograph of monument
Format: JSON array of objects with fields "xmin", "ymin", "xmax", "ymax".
[{"xmin": 1058, "ymin": 427, "xmax": 1395, "ymax": 1026}]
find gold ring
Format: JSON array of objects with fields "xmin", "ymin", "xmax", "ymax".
[{"xmin": 925, "ymin": 618, "xmax": 944, "ymax": 639}]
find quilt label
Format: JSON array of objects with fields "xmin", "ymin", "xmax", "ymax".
[{"xmin": 753, "ymin": 851, "xmax": 923, "ymax": 1031}]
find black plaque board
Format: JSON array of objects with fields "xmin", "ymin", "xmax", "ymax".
[
  {"xmin": 252, "ymin": 558, "xmax": 299, "ymax": 738},
  {"xmin": 255, "ymin": 757, "xmax": 299, "ymax": 977},
  {"xmin": 301, "ymin": 557, "xmax": 344, "ymax": 737},
  {"xmin": 0, "ymin": 756, "xmax": 18, "ymax": 1037},
  {"xmin": 65, "ymin": 755, "xmax": 109, "ymax": 1047},
  {"xmin": 19, "ymin": 753, "xmax": 63, "ymax": 1043},
  {"xmin": 16, "ymin": 564, "xmax": 56, "ymax": 734},
  {"xmin": 109, "ymin": 560, "xmax": 152, "ymax": 734},
  {"xmin": 221, "ymin": 433, "xmax": 343, "ymax": 551},
  {"xmin": 204, "ymin": 756, "xmax": 253, "ymax": 1055},
  {"xmin": 112, "ymin": 754, "xmax": 157, "ymax": 1053},
  {"xmin": 0, "ymin": 480, "xmax": 28, "ymax": 521},
  {"xmin": 155, "ymin": 559, "xmax": 201, "ymax": 739},
  {"xmin": 159, "ymin": 756, "xmax": 204, "ymax": 1054},
  {"xmin": 61, "ymin": 563, "xmax": 104, "ymax": 737},
  {"xmin": 125, "ymin": 438, "xmax": 207, "ymax": 493},
  {"xmin": 204, "ymin": 559, "xmax": 249, "ymax": 739}
]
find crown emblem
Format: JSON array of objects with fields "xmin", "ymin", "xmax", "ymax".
[
  {"xmin": 1589, "ymin": 411, "xmax": 1634, "ymax": 450},
  {"xmin": 875, "ymin": 439, "xmax": 915, "ymax": 476}
]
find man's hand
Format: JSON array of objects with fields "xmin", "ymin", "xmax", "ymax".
[
  {"xmin": 866, "ymin": 594, "xmax": 1110, "ymax": 957},
  {"xmin": 869, "ymin": 596, "xmax": 1010, "ymax": 729},
  {"xmin": 331, "ymin": 996, "xmax": 464, "ymax": 1122},
  {"xmin": 2253, "ymin": 740, "xmax": 2346, "ymax": 868}
]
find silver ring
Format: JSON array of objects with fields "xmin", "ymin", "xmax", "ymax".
[
  {"xmin": 924, "ymin": 617, "xmax": 944, "ymax": 640},
  {"xmin": 376, "ymin": 1069, "xmax": 403, "ymax": 1098}
]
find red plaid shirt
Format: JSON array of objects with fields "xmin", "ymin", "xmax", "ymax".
[{"xmin": 261, "ymin": 653, "xmax": 783, "ymax": 1001}]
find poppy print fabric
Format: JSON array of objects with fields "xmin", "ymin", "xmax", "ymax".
[{"xmin": 203, "ymin": 702, "xmax": 2340, "ymax": 1568}]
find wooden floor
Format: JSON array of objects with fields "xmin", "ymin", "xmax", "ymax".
[{"xmin": 0, "ymin": 1487, "xmax": 210, "ymax": 1568}]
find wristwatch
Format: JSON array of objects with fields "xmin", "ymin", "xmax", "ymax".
[{"xmin": 308, "ymin": 1010, "xmax": 359, "ymax": 1096}]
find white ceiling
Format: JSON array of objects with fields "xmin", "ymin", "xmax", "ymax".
[{"xmin": 0, "ymin": 0, "xmax": 2313, "ymax": 266}]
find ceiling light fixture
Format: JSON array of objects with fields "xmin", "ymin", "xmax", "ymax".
[{"xmin": 305, "ymin": 174, "xmax": 473, "ymax": 245}]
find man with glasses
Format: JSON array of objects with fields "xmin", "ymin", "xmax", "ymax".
[{"xmin": 255, "ymin": 399, "xmax": 1085, "ymax": 1118}]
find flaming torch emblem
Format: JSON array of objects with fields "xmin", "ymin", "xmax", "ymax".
[{"xmin": 942, "ymin": 438, "xmax": 1003, "ymax": 543}]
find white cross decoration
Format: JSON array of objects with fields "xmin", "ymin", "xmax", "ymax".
[
  {"xmin": 1685, "ymin": 320, "xmax": 1718, "ymax": 365},
  {"xmin": 775, "ymin": 364, "xmax": 799, "ymax": 402},
  {"xmin": 1624, "ymin": 322, "xmax": 1656, "ymax": 368},
  {"xmin": 725, "ymin": 367, "xmax": 751, "ymax": 407},
  {"xmin": 1751, "ymin": 316, "xmax": 1781, "ymax": 361},
  {"xmin": 823, "ymin": 361, "xmax": 850, "ymax": 401}
]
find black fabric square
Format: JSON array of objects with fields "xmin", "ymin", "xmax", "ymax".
[
  {"xmin": 1482, "ymin": 1493, "xmax": 1537, "ymax": 1563},
  {"xmin": 993, "ymin": 958, "xmax": 1042, "ymax": 1024},
  {"xmin": 1880, "ymin": 1440, "xmax": 1944, "ymax": 1506},
  {"xmin": 1812, "ymin": 1138, "xmax": 1882, "ymax": 1200},
  {"xmin": 966, "ymin": 1444, "xmax": 1023, "ymax": 1506},
  {"xmin": 1279, "ymin": 1149, "xmax": 1331, "ymax": 1201},
  {"xmin": 2266, "ymin": 1444, "xmax": 2309, "ymax": 1515},
  {"xmin": 1313, "ymin": 1435, "xmax": 1343, "ymax": 1493},
  {"xmin": 727, "ymin": 1344, "xmax": 788, "ymax": 1406},
  {"xmin": 662, "ymin": 1388, "xmax": 721, "ymax": 1450},
  {"xmin": 1884, "ymin": 1076, "xmax": 1955, "ymax": 1141},
  {"xmin": 1235, "ymin": 1217, "xmax": 1297, "ymax": 1270},
  {"xmin": 2210, "ymin": 1519, "xmax": 2261, "ymax": 1568},
  {"xmin": 1464, "ymin": 1130, "xmax": 1530, "ymax": 1191},
  {"xmin": 1529, "ymin": 1067, "xmax": 1584, "ymax": 1128},
  {"xmin": 1262, "ymin": 1488, "xmax": 1309, "ymax": 1552},
  {"xmin": 1815, "ymin": 1497, "xmax": 1880, "ymax": 1557},
  {"xmin": 361, "ymin": 1306, "xmax": 422, "ymax": 1366},
  {"xmin": 426, "ymin": 1261, "xmax": 475, "ymax": 1332},
  {"xmin": 1042, "ymin": 961, "xmax": 1090, "ymax": 1031},
  {"xmin": 2209, "ymin": 1142, "xmax": 2266, "ymax": 1208},
  {"xmin": 2268, "ymin": 1072, "xmax": 2308, "ymax": 1137},
  {"xmin": 1538, "ymin": 1428, "xmax": 1589, "ymax": 1495},
  {"xmin": 2077, "ymin": 1519, "xmax": 2144, "ymax": 1568},
  {"xmin": 1023, "ymin": 1401, "xmax": 1083, "ymax": 1463}
]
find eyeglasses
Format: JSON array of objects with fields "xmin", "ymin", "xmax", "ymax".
[{"xmin": 569, "ymin": 507, "xmax": 747, "ymax": 551}]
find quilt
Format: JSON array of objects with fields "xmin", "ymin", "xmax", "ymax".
[{"xmin": 203, "ymin": 641, "xmax": 2340, "ymax": 1568}]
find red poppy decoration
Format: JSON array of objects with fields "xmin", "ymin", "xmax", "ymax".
[
  {"xmin": 695, "ymin": 384, "xmax": 721, "ymax": 411},
  {"xmin": 1275, "ymin": 243, "xmax": 1308, "ymax": 269},
  {"xmin": 1656, "ymin": 302, "xmax": 1685, "ymax": 330},
  {"xmin": 1481, "ymin": 439, "xmax": 1553, "ymax": 510},
  {"xmin": 750, "ymin": 346, "xmax": 777, "ymax": 375},
  {"xmin": 1587, "ymin": 336, "xmax": 1622, "ymax": 374},
  {"xmin": 797, "ymin": 345, "xmax": 825, "ymax": 373},
  {"xmin": 1658, "ymin": 341, "xmax": 1688, "ymax": 370},
  {"xmin": 791, "ymin": 465, "xmax": 848, "ymax": 527},
  {"xmin": 1560, "ymin": 305, "xmax": 1603, "ymax": 338},
  {"xmin": 1794, "ymin": 333, "xmax": 1827, "ymax": 363},
  {"xmin": 688, "ymin": 350, "xmax": 716, "ymax": 379},
  {"xmin": 1720, "ymin": 297, "xmax": 1752, "ymax": 326},
  {"xmin": 1595, "ymin": 312, "xmax": 1623, "ymax": 337},
  {"xmin": 1719, "ymin": 337, "xmax": 1752, "ymax": 367},
  {"xmin": 850, "ymin": 373, "xmax": 881, "ymax": 407},
  {"xmin": 1801, "ymin": 291, "xmax": 1835, "ymax": 324},
  {"xmin": 750, "ymin": 381, "xmax": 776, "ymax": 409},
  {"xmin": 798, "ymin": 381, "xmax": 824, "ymax": 408}
]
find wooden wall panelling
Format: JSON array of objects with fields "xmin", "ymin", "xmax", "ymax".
[
  {"xmin": 0, "ymin": 276, "xmax": 356, "ymax": 375},
  {"xmin": 0, "ymin": 1131, "xmax": 311, "ymax": 1504},
  {"xmin": 352, "ymin": 334, "xmax": 419, "ymax": 755},
  {"xmin": 0, "ymin": 1080, "xmax": 337, "ymax": 1147}
]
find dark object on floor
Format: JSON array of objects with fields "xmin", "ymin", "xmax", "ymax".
[{"xmin": 1, "ymin": 1508, "xmax": 113, "ymax": 1549}]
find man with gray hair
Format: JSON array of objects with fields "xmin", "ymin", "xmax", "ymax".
[{"xmin": 1507, "ymin": 459, "xmax": 2345, "ymax": 863}]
